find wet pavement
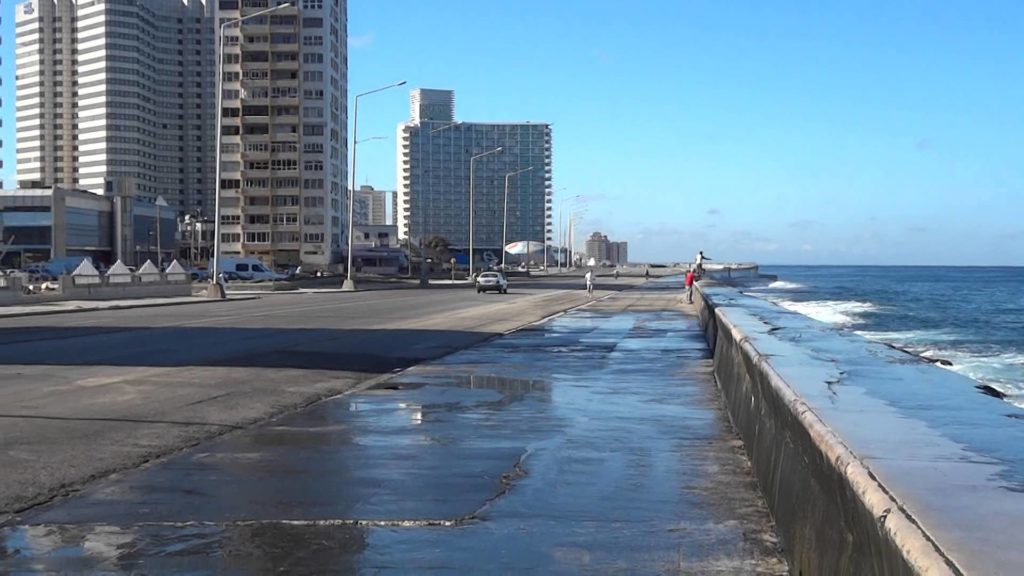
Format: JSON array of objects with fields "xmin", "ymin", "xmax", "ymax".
[{"xmin": 0, "ymin": 284, "xmax": 786, "ymax": 574}]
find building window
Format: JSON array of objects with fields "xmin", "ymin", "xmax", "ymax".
[
  {"xmin": 244, "ymin": 231, "xmax": 271, "ymax": 243},
  {"xmin": 272, "ymin": 213, "xmax": 299, "ymax": 225}
]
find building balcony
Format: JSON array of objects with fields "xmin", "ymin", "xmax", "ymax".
[
  {"xmin": 241, "ymin": 150, "xmax": 271, "ymax": 161},
  {"xmin": 272, "ymin": 96, "xmax": 301, "ymax": 106},
  {"xmin": 240, "ymin": 205, "xmax": 272, "ymax": 216},
  {"xmin": 239, "ymin": 60, "xmax": 271, "ymax": 69},
  {"xmin": 270, "ymin": 59, "xmax": 300, "ymax": 70},
  {"xmin": 241, "ymin": 168, "xmax": 271, "ymax": 178},
  {"xmin": 239, "ymin": 18, "xmax": 268, "ymax": 30},
  {"xmin": 240, "ymin": 41, "xmax": 270, "ymax": 51}
]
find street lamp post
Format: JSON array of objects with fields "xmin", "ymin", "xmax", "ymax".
[
  {"xmin": 501, "ymin": 167, "xmax": 533, "ymax": 270},
  {"xmin": 343, "ymin": 80, "xmax": 407, "ymax": 292},
  {"xmin": 210, "ymin": 2, "xmax": 293, "ymax": 298},
  {"xmin": 568, "ymin": 208, "xmax": 588, "ymax": 268},
  {"xmin": 155, "ymin": 195, "xmax": 168, "ymax": 268},
  {"xmin": 347, "ymin": 135, "xmax": 388, "ymax": 252},
  {"xmin": 468, "ymin": 147, "xmax": 502, "ymax": 277}
]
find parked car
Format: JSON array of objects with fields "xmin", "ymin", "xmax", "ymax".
[
  {"xmin": 219, "ymin": 258, "xmax": 288, "ymax": 281},
  {"xmin": 476, "ymin": 271, "xmax": 509, "ymax": 294},
  {"xmin": 188, "ymin": 268, "xmax": 210, "ymax": 282}
]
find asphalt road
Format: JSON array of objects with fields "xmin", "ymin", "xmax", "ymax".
[
  {"xmin": 0, "ymin": 277, "xmax": 641, "ymax": 520},
  {"xmin": 0, "ymin": 281, "xmax": 785, "ymax": 574}
]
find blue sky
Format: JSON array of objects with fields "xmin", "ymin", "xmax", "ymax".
[{"xmin": 3, "ymin": 1, "xmax": 1022, "ymax": 265}]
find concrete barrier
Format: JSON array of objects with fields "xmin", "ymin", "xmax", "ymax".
[
  {"xmin": 0, "ymin": 259, "xmax": 192, "ymax": 306},
  {"xmin": 693, "ymin": 283, "xmax": 983, "ymax": 575}
]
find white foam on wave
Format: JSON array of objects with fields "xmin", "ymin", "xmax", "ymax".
[
  {"xmin": 770, "ymin": 298, "xmax": 880, "ymax": 327},
  {"xmin": 916, "ymin": 348, "xmax": 1024, "ymax": 408},
  {"xmin": 854, "ymin": 329, "xmax": 960, "ymax": 347},
  {"xmin": 766, "ymin": 280, "xmax": 806, "ymax": 290}
]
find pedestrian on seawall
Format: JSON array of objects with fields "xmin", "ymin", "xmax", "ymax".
[
  {"xmin": 685, "ymin": 268, "xmax": 697, "ymax": 304},
  {"xmin": 695, "ymin": 250, "xmax": 711, "ymax": 276},
  {"xmin": 584, "ymin": 269, "xmax": 594, "ymax": 298}
]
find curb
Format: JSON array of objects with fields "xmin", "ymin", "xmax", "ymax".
[{"xmin": 0, "ymin": 296, "xmax": 262, "ymax": 319}]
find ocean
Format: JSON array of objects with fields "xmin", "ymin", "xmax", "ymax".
[{"xmin": 746, "ymin": 266, "xmax": 1024, "ymax": 409}]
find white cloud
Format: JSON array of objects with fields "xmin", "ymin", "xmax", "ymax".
[{"xmin": 349, "ymin": 32, "xmax": 375, "ymax": 48}]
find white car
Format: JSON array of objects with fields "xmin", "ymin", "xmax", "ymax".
[
  {"xmin": 220, "ymin": 257, "xmax": 288, "ymax": 281},
  {"xmin": 475, "ymin": 271, "xmax": 509, "ymax": 294}
]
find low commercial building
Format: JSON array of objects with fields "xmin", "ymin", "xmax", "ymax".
[
  {"xmin": 0, "ymin": 187, "xmax": 177, "ymax": 269},
  {"xmin": 353, "ymin": 224, "xmax": 398, "ymax": 248}
]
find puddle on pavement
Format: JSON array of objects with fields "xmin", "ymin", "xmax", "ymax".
[{"xmin": 1, "ymin": 309, "xmax": 786, "ymax": 574}]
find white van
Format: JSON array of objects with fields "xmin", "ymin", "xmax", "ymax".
[{"xmin": 220, "ymin": 258, "xmax": 287, "ymax": 281}]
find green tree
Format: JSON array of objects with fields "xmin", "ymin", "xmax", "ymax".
[{"xmin": 426, "ymin": 236, "xmax": 451, "ymax": 261}]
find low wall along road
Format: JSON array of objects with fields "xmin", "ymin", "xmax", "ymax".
[{"xmin": 693, "ymin": 281, "xmax": 1024, "ymax": 575}]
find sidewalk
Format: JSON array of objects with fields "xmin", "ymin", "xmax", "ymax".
[
  {"xmin": 0, "ymin": 280, "xmax": 785, "ymax": 574},
  {"xmin": 0, "ymin": 295, "xmax": 258, "ymax": 318}
]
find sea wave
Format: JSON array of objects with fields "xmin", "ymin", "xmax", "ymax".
[
  {"xmin": 916, "ymin": 349, "xmax": 1024, "ymax": 409},
  {"xmin": 770, "ymin": 298, "xmax": 880, "ymax": 327},
  {"xmin": 766, "ymin": 280, "xmax": 807, "ymax": 290},
  {"xmin": 854, "ymin": 329, "xmax": 962, "ymax": 347}
]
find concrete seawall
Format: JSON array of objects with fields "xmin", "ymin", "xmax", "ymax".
[{"xmin": 694, "ymin": 283, "xmax": 1024, "ymax": 575}]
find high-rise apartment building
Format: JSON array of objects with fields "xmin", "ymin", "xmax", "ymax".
[
  {"xmin": 215, "ymin": 0, "xmax": 347, "ymax": 269},
  {"xmin": 609, "ymin": 241, "xmax": 628, "ymax": 265},
  {"xmin": 15, "ymin": 0, "xmax": 216, "ymax": 212},
  {"xmin": 354, "ymin": 185, "xmax": 387, "ymax": 225},
  {"xmin": 1, "ymin": 5, "xmax": 5, "ymax": 173},
  {"xmin": 397, "ymin": 89, "xmax": 552, "ymax": 255},
  {"xmin": 586, "ymin": 232, "xmax": 609, "ymax": 263},
  {"xmin": 585, "ymin": 231, "xmax": 628, "ymax": 265}
]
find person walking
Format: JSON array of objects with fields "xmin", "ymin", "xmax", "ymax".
[
  {"xmin": 584, "ymin": 268, "xmax": 594, "ymax": 298},
  {"xmin": 685, "ymin": 268, "xmax": 697, "ymax": 304}
]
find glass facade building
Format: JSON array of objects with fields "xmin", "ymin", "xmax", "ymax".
[{"xmin": 397, "ymin": 89, "xmax": 553, "ymax": 253}]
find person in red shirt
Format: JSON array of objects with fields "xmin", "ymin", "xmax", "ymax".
[{"xmin": 684, "ymin": 268, "xmax": 697, "ymax": 303}]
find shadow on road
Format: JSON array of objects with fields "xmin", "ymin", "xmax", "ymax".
[{"xmin": 0, "ymin": 327, "xmax": 491, "ymax": 372}]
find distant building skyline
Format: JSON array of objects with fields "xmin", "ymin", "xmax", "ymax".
[{"xmin": 4, "ymin": 2, "xmax": 1022, "ymax": 264}]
